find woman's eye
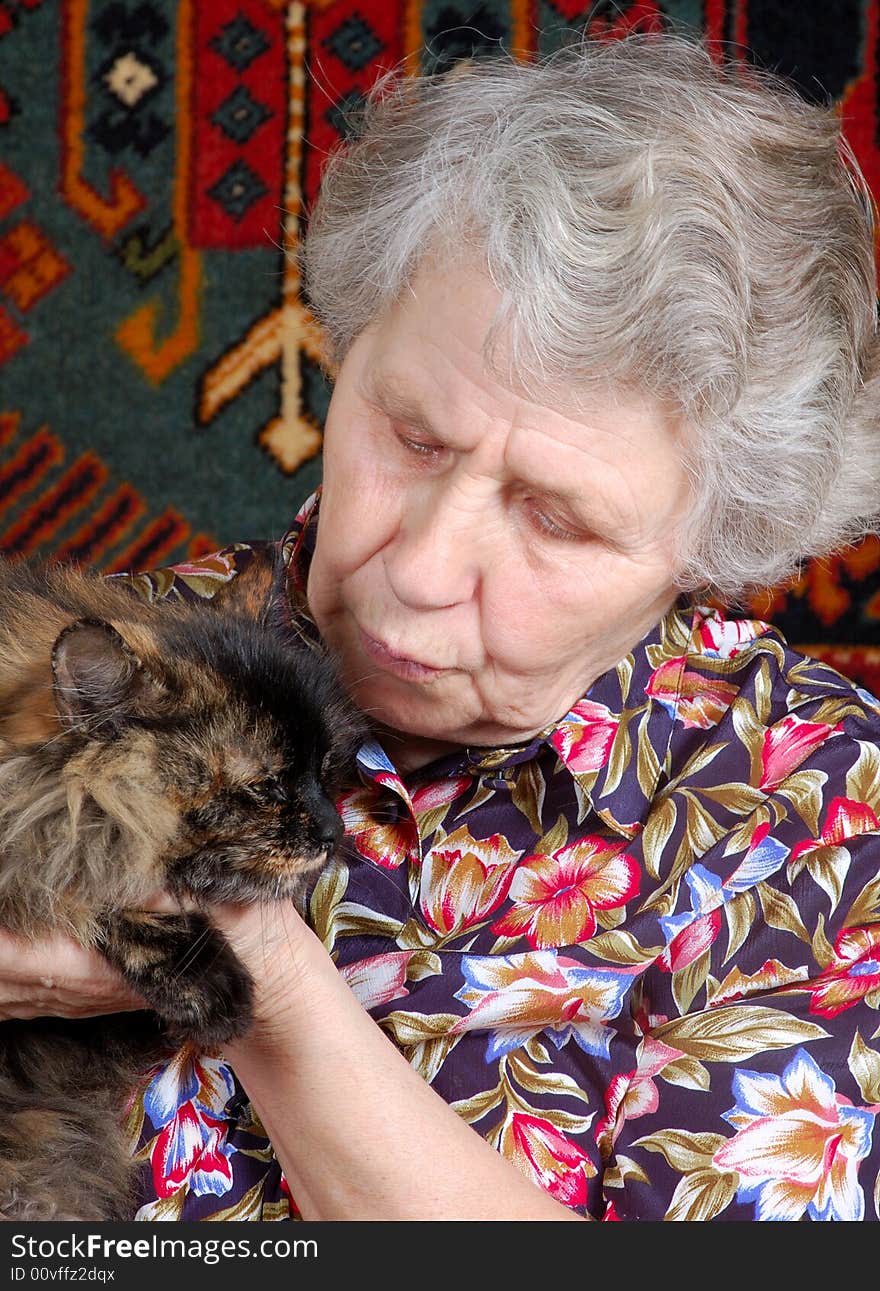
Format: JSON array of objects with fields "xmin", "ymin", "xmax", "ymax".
[
  {"xmin": 394, "ymin": 428, "xmax": 444, "ymax": 460},
  {"xmin": 528, "ymin": 504, "xmax": 585, "ymax": 543}
]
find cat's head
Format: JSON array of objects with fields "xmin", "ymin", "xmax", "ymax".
[{"xmin": 50, "ymin": 555, "xmax": 370, "ymax": 905}]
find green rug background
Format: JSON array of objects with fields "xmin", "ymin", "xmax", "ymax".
[{"xmin": 1, "ymin": 0, "xmax": 879, "ymax": 688}]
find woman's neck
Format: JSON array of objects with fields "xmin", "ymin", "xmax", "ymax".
[{"xmin": 376, "ymin": 728, "xmax": 463, "ymax": 776}]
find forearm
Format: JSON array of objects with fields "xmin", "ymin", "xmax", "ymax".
[{"xmin": 218, "ymin": 906, "xmax": 584, "ymax": 1222}]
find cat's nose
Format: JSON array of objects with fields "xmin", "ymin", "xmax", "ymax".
[{"xmin": 318, "ymin": 814, "xmax": 344, "ymax": 849}]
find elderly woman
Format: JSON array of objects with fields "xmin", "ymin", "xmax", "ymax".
[{"xmin": 4, "ymin": 31, "xmax": 880, "ymax": 1223}]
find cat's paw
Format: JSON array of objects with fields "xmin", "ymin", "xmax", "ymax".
[
  {"xmin": 160, "ymin": 941, "xmax": 256, "ymax": 1050},
  {"xmin": 97, "ymin": 909, "xmax": 257, "ymax": 1050}
]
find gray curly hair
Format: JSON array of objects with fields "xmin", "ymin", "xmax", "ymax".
[{"xmin": 302, "ymin": 31, "xmax": 880, "ymax": 602}]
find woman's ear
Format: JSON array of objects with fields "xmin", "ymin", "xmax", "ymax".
[{"xmin": 51, "ymin": 618, "xmax": 164, "ymax": 732}]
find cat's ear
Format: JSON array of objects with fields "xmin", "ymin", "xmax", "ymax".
[{"xmin": 51, "ymin": 618, "xmax": 163, "ymax": 731}]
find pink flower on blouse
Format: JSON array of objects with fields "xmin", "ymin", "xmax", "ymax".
[
  {"xmin": 658, "ymin": 907, "xmax": 723, "ymax": 972},
  {"xmin": 759, "ymin": 715, "xmax": 840, "ymax": 790},
  {"xmin": 594, "ymin": 1034, "xmax": 682, "ymax": 1158},
  {"xmin": 549, "ymin": 700, "xmax": 620, "ymax": 773},
  {"xmin": 491, "ymin": 836, "xmax": 640, "ymax": 949},
  {"xmin": 412, "ymin": 777, "xmax": 472, "ymax": 813},
  {"xmin": 695, "ymin": 610, "xmax": 769, "ymax": 658},
  {"xmin": 504, "ymin": 1113, "xmax": 597, "ymax": 1206},
  {"xmin": 802, "ymin": 925, "xmax": 880, "ymax": 1018},
  {"xmin": 338, "ymin": 768, "xmax": 471, "ymax": 873},
  {"xmin": 713, "ymin": 1049, "xmax": 875, "ymax": 1221},
  {"xmin": 341, "ymin": 951, "xmax": 415, "ymax": 1010},
  {"xmin": 150, "ymin": 1103, "xmax": 233, "ymax": 1199},
  {"xmin": 452, "ymin": 951, "xmax": 634, "ymax": 1060},
  {"xmin": 337, "ymin": 782, "xmax": 418, "ymax": 869},
  {"xmin": 789, "ymin": 796, "xmax": 880, "ymax": 862},
  {"xmin": 420, "ymin": 826, "xmax": 521, "ymax": 936},
  {"xmin": 646, "ymin": 657, "xmax": 739, "ymax": 728}
]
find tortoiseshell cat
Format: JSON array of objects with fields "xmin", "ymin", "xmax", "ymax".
[{"xmin": 0, "ymin": 547, "xmax": 368, "ymax": 1220}]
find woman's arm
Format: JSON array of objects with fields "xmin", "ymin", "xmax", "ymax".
[
  {"xmin": 212, "ymin": 899, "xmax": 586, "ymax": 1222},
  {"xmin": 0, "ymin": 910, "xmax": 584, "ymax": 1219}
]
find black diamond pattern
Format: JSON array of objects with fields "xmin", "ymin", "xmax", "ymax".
[
  {"xmin": 325, "ymin": 90, "xmax": 367, "ymax": 140},
  {"xmin": 88, "ymin": 104, "xmax": 169, "ymax": 158},
  {"xmin": 207, "ymin": 159, "xmax": 268, "ymax": 221},
  {"xmin": 323, "ymin": 14, "xmax": 384, "ymax": 72},
  {"xmin": 210, "ymin": 13, "xmax": 270, "ymax": 72},
  {"xmin": 422, "ymin": 5, "xmax": 507, "ymax": 74},
  {"xmin": 91, "ymin": 2, "xmax": 169, "ymax": 47},
  {"xmin": 89, "ymin": 4, "xmax": 171, "ymax": 161},
  {"xmin": 211, "ymin": 85, "xmax": 272, "ymax": 144}
]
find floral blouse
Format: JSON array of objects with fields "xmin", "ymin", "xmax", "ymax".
[{"xmin": 119, "ymin": 491, "xmax": 880, "ymax": 1222}]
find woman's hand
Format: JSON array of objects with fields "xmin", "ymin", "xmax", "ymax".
[
  {"xmin": 0, "ymin": 927, "xmax": 146, "ymax": 1021},
  {"xmin": 205, "ymin": 898, "xmax": 320, "ymax": 1050},
  {"xmin": 198, "ymin": 896, "xmax": 584, "ymax": 1220},
  {"xmin": 0, "ymin": 889, "xmax": 192, "ymax": 1021},
  {"xmin": 0, "ymin": 894, "xmax": 313, "ymax": 1028}
]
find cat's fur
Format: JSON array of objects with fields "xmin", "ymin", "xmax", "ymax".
[{"xmin": 0, "ymin": 547, "xmax": 368, "ymax": 1220}]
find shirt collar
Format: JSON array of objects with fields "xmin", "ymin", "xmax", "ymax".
[
  {"xmin": 281, "ymin": 491, "xmax": 696, "ymax": 839},
  {"xmin": 281, "ymin": 487, "xmax": 322, "ymax": 595},
  {"xmin": 545, "ymin": 602, "xmax": 693, "ymax": 839}
]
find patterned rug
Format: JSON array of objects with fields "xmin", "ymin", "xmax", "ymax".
[{"xmin": 1, "ymin": 0, "xmax": 879, "ymax": 689}]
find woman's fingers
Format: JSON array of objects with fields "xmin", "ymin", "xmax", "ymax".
[
  {"xmin": 0, "ymin": 927, "xmax": 146, "ymax": 1019},
  {"xmin": 137, "ymin": 889, "xmax": 199, "ymax": 915},
  {"xmin": 0, "ymin": 893, "xmax": 303, "ymax": 1023}
]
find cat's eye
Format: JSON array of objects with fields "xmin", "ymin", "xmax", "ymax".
[{"xmin": 247, "ymin": 776, "xmax": 288, "ymax": 805}]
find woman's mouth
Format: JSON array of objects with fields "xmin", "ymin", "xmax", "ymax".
[{"xmin": 358, "ymin": 628, "xmax": 447, "ymax": 682}]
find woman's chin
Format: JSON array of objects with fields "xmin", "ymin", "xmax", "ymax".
[{"xmin": 367, "ymin": 691, "xmax": 466, "ymax": 744}]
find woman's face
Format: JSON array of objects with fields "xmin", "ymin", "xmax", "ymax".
[{"xmin": 308, "ymin": 264, "xmax": 692, "ymax": 767}]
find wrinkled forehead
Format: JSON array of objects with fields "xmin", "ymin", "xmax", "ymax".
[{"xmin": 356, "ymin": 256, "xmax": 688, "ymax": 431}]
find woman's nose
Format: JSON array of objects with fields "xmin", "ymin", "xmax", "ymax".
[{"xmin": 384, "ymin": 477, "xmax": 486, "ymax": 610}]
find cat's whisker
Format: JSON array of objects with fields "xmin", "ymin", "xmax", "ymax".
[{"xmin": 167, "ymin": 922, "xmax": 216, "ymax": 978}]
